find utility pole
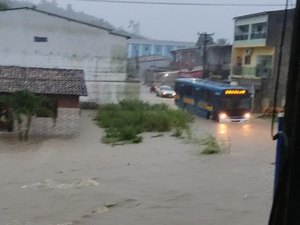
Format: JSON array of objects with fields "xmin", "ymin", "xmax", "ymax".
[
  {"xmin": 268, "ymin": 2, "xmax": 300, "ymax": 225},
  {"xmin": 197, "ymin": 32, "xmax": 214, "ymax": 79},
  {"xmin": 203, "ymin": 33, "xmax": 208, "ymax": 78}
]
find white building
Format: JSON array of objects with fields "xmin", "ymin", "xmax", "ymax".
[{"xmin": 0, "ymin": 7, "xmax": 129, "ymax": 103}]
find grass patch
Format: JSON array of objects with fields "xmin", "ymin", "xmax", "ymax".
[
  {"xmin": 171, "ymin": 128, "xmax": 183, "ymax": 137},
  {"xmin": 95, "ymin": 100, "xmax": 193, "ymax": 144},
  {"xmin": 193, "ymin": 134, "xmax": 221, "ymax": 154}
]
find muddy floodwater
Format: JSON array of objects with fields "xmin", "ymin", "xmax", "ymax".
[{"xmin": 0, "ymin": 84, "xmax": 276, "ymax": 225}]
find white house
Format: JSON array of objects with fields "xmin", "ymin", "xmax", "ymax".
[{"xmin": 0, "ymin": 7, "xmax": 129, "ymax": 103}]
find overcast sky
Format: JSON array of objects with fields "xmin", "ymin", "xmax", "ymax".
[{"xmin": 27, "ymin": 0, "xmax": 294, "ymax": 43}]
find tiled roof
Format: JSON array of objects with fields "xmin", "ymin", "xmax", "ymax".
[{"xmin": 0, "ymin": 66, "xmax": 87, "ymax": 96}]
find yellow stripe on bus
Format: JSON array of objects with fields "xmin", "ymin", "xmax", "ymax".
[
  {"xmin": 183, "ymin": 97, "xmax": 194, "ymax": 105},
  {"xmin": 198, "ymin": 102, "xmax": 213, "ymax": 112}
]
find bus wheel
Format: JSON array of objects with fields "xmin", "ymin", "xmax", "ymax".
[
  {"xmin": 206, "ymin": 112, "xmax": 211, "ymax": 119},
  {"xmin": 212, "ymin": 113, "xmax": 219, "ymax": 122}
]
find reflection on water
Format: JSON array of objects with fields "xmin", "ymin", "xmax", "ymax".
[
  {"xmin": 242, "ymin": 123, "xmax": 251, "ymax": 136},
  {"xmin": 218, "ymin": 123, "xmax": 228, "ymax": 136},
  {"xmin": 217, "ymin": 123, "xmax": 231, "ymax": 153},
  {"xmin": 81, "ymin": 82, "xmax": 141, "ymax": 104}
]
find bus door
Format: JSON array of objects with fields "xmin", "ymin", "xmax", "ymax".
[
  {"xmin": 196, "ymin": 89, "xmax": 215, "ymax": 119},
  {"xmin": 182, "ymin": 85, "xmax": 194, "ymax": 112},
  {"xmin": 174, "ymin": 82, "xmax": 184, "ymax": 107},
  {"xmin": 194, "ymin": 87, "xmax": 203, "ymax": 117}
]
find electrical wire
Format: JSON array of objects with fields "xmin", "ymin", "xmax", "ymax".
[
  {"xmin": 271, "ymin": 0, "xmax": 289, "ymax": 140},
  {"xmin": 74, "ymin": 0, "xmax": 292, "ymax": 7}
]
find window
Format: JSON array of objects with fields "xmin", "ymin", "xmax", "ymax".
[
  {"xmin": 251, "ymin": 22, "xmax": 267, "ymax": 39},
  {"xmin": 255, "ymin": 55, "xmax": 272, "ymax": 77},
  {"xmin": 245, "ymin": 55, "xmax": 251, "ymax": 65},
  {"xmin": 165, "ymin": 45, "xmax": 175, "ymax": 57},
  {"xmin": 197, "ymin": 89, "xmax": 212, "ymax": 102},
  {"xmin": 34, "ymin": 36, "xmax": 48, "ymax": 42},
  {"xmin": 142, "ymin": 44, "xmax": 151, "ymax": 56},
  {"xmin": 132, "ymin": 44, "xmax": 140, "ymax": 57},
  {"xmin": 154, "ymin": 45, "xmax": 162, "ymax": 55},
  {"xmin": 234, "ymin": 25, "xmax": 249, "ymax": 41},
  {"xmin": 184, "ymin": 85, "xmax": 193, "ymax": 96},
  {"xmin": 176, "ymin": 53, "xmax": 182, "ymax": 62}
]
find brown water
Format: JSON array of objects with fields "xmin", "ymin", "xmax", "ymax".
[{"xmin": 0, "ymin": 85, "xmax": 276, "ymax": 225}]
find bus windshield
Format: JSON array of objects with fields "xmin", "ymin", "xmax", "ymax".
[{"xmin": 221, "ymin": 96, "xmax": 251, "ymax": 111}]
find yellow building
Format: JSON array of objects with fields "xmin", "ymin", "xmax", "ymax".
[{"xmin": 231, "ymin": 10, "xmax": 294, "ymax": 112}]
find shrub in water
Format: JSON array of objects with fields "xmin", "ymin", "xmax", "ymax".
[
  {"xmin": 200, "ymin": 135, "xmax": 221, "ymax": 154},
  {"xmin": 95, "ymin": 100, "xmax": 191, "ymax": 144}
]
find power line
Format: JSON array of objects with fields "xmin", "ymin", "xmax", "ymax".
[{"xmin": 74, "ymin": 0, "xmax": 293, "ymax": 7}]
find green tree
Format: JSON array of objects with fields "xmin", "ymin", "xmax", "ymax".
[
  {"xmin": 196, "ymin": 33, "xmax": 214, "ymax": 47},
  {"xmin": 216, "ymin": 38, "xmax": 229, "ymax": 45},
  {"xmin": 12, "ymin": 91, "xmax": 44, "ymax": 141},
  {"xmin": 0, "ymin": 91, "xmax": 54, "ymax": 140},
  {"xmin": 0, "ymin": 95, "xmax": 14, "ymax": 132}
]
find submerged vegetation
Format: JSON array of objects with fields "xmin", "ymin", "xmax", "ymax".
[
  {"xmin": 95, "ymin": 100, "xmax": 193, "ymax": 144},
  {"xmin": 194, "ymin": 134, "xmax": 221, "ymax": 154}
]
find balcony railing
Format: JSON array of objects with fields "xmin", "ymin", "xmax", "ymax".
[
  {"xmin": 232, "ymin": 66, "xmax": 272, "ymax": 78},
  {"xmin": 250, "ymin": 32, "xmax": 266, "ymax": 39},
  {"xmin": 234, "ymin": 33, "xmax": 249, "ymax": 41}
]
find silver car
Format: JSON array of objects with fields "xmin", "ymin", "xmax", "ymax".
[{"xmin": 156, "ymin": 85, "xmax": 176, "ymax": 98}]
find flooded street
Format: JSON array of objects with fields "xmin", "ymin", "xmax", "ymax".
[{"xmin": 0, "ymin": 84, "xmax": 276, "ymax": 225}]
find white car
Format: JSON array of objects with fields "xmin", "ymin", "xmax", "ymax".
[{"xmin": 156, "ymin": 85, "xmax": 176, "ymax": 98}]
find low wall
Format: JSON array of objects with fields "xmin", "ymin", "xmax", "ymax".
[
  {"xmin": 81, "ymin": 81, "xmax": 141, "ymax": 104},
  {"xmin": 30, "ymin": 108, "xmax": 80, "ymax": 136}
]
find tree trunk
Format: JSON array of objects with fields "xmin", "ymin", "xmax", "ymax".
[
  {"xmin": 24, "ymin": 115, "xmax": 32, "ymax": 141},
  {"xmin": 17, "ymin": 117, "xmax": 23, "ymax": 141}
]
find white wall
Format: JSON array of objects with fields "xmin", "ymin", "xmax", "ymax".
[{"xmin": 0, "ymin": 9, "xmax": 128, "ymax": 102}]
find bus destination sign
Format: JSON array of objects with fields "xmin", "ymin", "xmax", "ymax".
[{"xmin": 224, "ymin": 89, "xmax": 247, "ymax": 95}]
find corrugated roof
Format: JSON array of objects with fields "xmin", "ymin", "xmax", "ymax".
[{"xmin": 0, "ymin": 66, "xmax": 87, "ymax": 96}]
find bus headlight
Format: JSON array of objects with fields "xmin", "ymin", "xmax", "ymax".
[
  {"xmin": 219, "ymin": 113, "xmax": 227, "ymax": 120},
  {"xmin": 244, "ymin": 113, "xmax": 251, "ymax": 119}
]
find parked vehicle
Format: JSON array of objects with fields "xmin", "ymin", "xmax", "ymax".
[{"xmin": 156, "ymin": 85, "xmax": 176, "ymax": 98}]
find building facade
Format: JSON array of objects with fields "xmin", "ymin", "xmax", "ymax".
[
  {"xmin": 231, "ymin": 9, "xmax": 294, "ymax": 112},
  {"xmin": 0, "ymin": 7, "xmax": 129, "ymax": 103},
  {"xmin": 127, "ymin": 55, "xmax": 171, "ymax": 80},
  {"xmin": 171, "ymin": 45, "xmax": 232, "ymax": 80},
  {"xmin": 128, "ymin": 38, "xmax": 194, "ymax": 59},
  {"xmin": 0, "ymin": 66, "xmax": 87, "ymax": 136}
]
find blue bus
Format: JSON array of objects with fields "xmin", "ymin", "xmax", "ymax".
[{"xmin": 174, "ymin": 78, "xmax": 251, "ymax": 122}]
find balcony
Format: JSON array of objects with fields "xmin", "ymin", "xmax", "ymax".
[
  {"xmin": 234, "ymin": 33, "xmax": 249, "ymax": 41},
  {"xmin": 232, "ymin": 66, "xmax": 272, "ymax": 78},
  {"xmin": 251, "ymin": 31, "xmax": 266, "ymax": 39}
]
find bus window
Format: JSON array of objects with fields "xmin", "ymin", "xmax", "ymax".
[
  {"xmin": 221, "ymin": 96, "xmax": 251, "ymax": 110},
  {"xmin": 184, "ymin": 85, "xmax": 193, "ymax": 96},
  {"xmin": 207, "ymin": 91, "xmax": 214, "ymax": 103},
  {"xmin": 174, "ymin": 83, "xmax": 180, "ymax": 93}
]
